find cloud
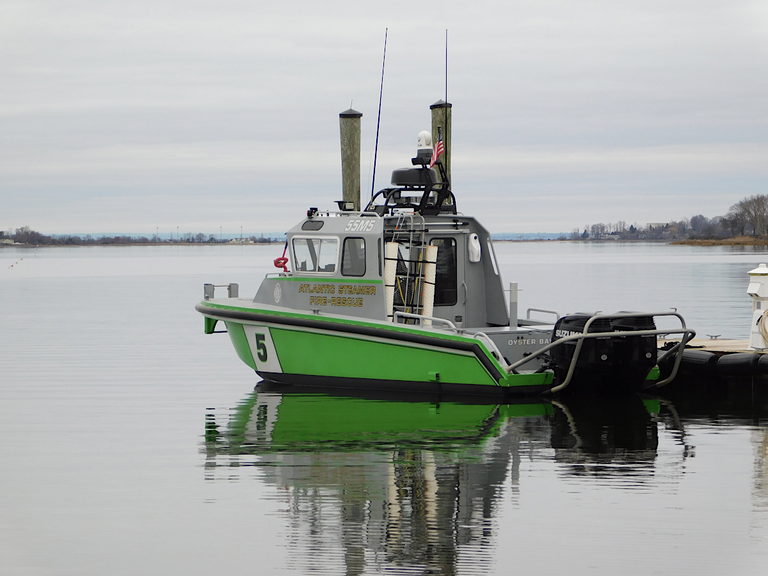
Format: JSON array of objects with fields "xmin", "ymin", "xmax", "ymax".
[{"xmin": 2, "ymin": 0, "xmax": 766, "ymax": 234}]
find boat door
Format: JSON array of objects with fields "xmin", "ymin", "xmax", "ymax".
[
  {"xmin": 428, "ymin": 223, "xmax": 508, "ymax": 329},
  {"xmin": 428, "ymin": 233, "xmax": 467, "ymax": 327}
]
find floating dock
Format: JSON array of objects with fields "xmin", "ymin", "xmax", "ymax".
[
  {"xmin": 675, "ymin": 338, "xmax": 751, "ymax": 355},
  {"xmin": 661, "ymin": 337, "xmax": 768, "ymax": 379}
]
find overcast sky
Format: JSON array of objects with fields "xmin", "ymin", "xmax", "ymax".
[{"xmin": 2, "ymin": 0, "xmax": 767, "ymax": 236}]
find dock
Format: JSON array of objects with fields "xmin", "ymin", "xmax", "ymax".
[
  {"xmin": 659, "ymin": 337, "xmax": 768, "ymax": 380},
  {"xmin": 677, "ymin": 338, "xmax": 752, "ymax": 355},
  {"xmin": 657, "ymin": 263, "xmax": 768, "ymax": 381}
]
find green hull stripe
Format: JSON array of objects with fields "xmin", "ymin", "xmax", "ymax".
[
  {"xmin": 204, "ymin": 317, "xmax": 218, "ymax": 334},
  {"xmin": 225, "ymin": 322, "xmax": 256, "ymax": 370},
  {"xmin": 198, "ymin": 301, "xmax": 497, "ymax": 351},
  {"xmin": 271, "ymin": 327, "xmax": 497, "ymax": 386},
  {"xmin": 500, "ymin": 371, "xmax": 553, "ymax": 387}
]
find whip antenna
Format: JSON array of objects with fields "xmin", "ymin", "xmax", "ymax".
[
  {"xmin": 371, "ymin": 28, "xmax": 388, "ymax": 197},
  {"xmin": 445, "ymin": 29, "xmax": 448, "ymax": 103}
]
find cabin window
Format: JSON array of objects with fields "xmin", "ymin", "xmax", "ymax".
[
  {"xmin": 302, "ymin": 220, "xmax": 325, "ymax": 231},
  {"xmin": 342, "ymin": 238, "xmax": 366, "ymax": 276},
  {"xmin": 430, "ymin": 237, "xmax": 457, "ymax": 306},
  {"xmin": 292, "ymin": 237, "xmax": 338, "ymax": 273}
]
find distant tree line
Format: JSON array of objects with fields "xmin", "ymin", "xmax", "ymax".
[
  {"xmin": 571, "ymin": 194, "xmax": 768, "ymax": 241},
  {"xmin": 722, "ymin": 195, "xmax": 768, "ymax": 236},
  {"xmin": 1, "ymin": 226, "xmax": 279, "ymax": 246}
]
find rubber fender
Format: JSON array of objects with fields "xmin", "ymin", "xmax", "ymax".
[
  {"xmin": 717, "ymin": 352, "xmax": 759, "ymax": 377},
  {"xmin": 679, "ymin": 349, "xmax": 718, "ymax": 375},
  {"xmin": 756, "ymin": 353, "xmax": 768, "ymax": 375}
]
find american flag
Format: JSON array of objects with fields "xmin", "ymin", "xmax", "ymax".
[{"xmin": 429, "ymin": 127, "xmax": 444, "ymax": 168}]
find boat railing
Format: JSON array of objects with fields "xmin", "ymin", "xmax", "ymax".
[
  {"xmin": 392, "ymin": 312, "xmax": 507, "ymax": 362},
  {"xmin": 393, "ymin": 311, "xmax": 457, "ymax": 330},
  {"xmin": 307, "ymin": 209, "xmax": 384, "ymax": 219},
  {"xmin": 203, "ymin": 283, "xmax": 239, "ymax": 299},
  {"xmin": 505, "ymin": 311, "xmax": 696, "ymax": 393},
  {"xmin": 521, "ymin": 308, "xmax": 560, "ymax": 325}
]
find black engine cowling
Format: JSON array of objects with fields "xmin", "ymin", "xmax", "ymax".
[{"xmin": 550, "ymin": 314, "xmax": 657, "ymax": 393}]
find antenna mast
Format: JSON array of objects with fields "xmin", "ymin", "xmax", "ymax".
[
  {"xmin": 371, "ymin": 28, "xmax": 388, "ymax": 197},
  {"xmin": 445, "ymin": 29, "xmax": 448, "ymax": 102}
]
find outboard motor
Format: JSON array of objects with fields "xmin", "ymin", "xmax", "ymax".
[
  {"xmin": 610, "ymin": 314, "xmax": 657, "ymax": 378},
  {"xmin": 551, "ymin": 313, "xmax": 657, "ymax": 393}
]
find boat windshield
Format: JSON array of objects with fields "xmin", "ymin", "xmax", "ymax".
[
  {"xmin": 292, "ymin": 237, "xmax": 338, "ymax": 273},
  {"xmin": 341, "ymin": 238, "xmax": 366, "ymax": 276}
]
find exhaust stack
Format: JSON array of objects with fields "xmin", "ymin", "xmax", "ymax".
[{"xmin": 339, "ymin": 108, "xmax": 363, "ymax": 211}]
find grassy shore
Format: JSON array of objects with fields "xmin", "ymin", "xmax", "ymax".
[{"xmin": 673, "ymin": 236, "xmax": 768, "ymax": 246}]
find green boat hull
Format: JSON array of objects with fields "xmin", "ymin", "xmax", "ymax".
[{"xmin": 196, "ymin": 301, "xmax": 553, "ymax": 395}]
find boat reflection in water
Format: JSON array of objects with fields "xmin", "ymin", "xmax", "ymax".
[
  {"xmin": 203, "ymin": 383, "xmax": 675, "ymax": 575},
  {"xmin": 549, "ymin": 396, "xmax": 664, "ymax": 479}
]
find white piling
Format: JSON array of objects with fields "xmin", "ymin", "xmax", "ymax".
[
  {"xmin": 384, "ymin": 242, "xmax": 398, "ymax": 322},
  {"xmin": 421, "ymin": 245, "xmax": 438, "ymax": 325}
]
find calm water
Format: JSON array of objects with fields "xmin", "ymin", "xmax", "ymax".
[{"xmin": 2, "ymin": 242, "xmax": 768, "ymax": 575}]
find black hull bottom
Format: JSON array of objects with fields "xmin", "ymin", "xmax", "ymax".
[{"xmin": 258, "ymin": 372, "xmax": 554, "ymax": 399}]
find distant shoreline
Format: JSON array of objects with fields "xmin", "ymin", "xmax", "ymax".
[
  {"xmin": 493, "ymin": 238, "xmax": 671, "ymax": 243},
  {"xmin": 2, "ymin": 238, "xmax": 676, "ymax": 247},
  {"xmin": 672, "ymin": 236, "xmax": 768, "ymax": 246},
  {"xmin": 6, "ymin": 237, "xmax": 768, "ymax": 248},
  {"xmin": 1, "ymin": 241, "xmax": 283, "ymax": 248}
]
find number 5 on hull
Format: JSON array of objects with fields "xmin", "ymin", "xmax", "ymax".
[{"xmin": 243, "ymin": 326, "xmax": 283, "ymax": 373}]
